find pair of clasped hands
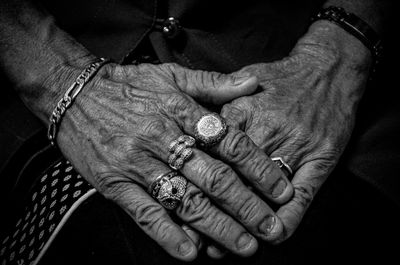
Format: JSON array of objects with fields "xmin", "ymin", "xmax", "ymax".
[{"xmin": 56, "ymin": 21, "xmax": 369, "ymax": 261}]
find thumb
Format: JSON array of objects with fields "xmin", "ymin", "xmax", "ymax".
[
  {"xmin": 273, "ymin": 160, "xmax": 329, "ymax": 244},
  {"xmin": 168, "ymin": 64, "xmax": 258, "ymax": 105}
]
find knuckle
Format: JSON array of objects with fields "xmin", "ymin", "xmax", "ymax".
[
  {"xmin": 313, "ymin": 157, "xmax": 337, "ymax": 173},
  {"xmin": 135, "ymin": 200, "xmax": 167, "ymax": 230},
  {"xmin": 94, "ymin": 172, "xmax": 170, "ymax": 234},
  {"xmin": 236, "ymin": 196, "xmax": 261, "ymax": 224},
  {"xmin": 220, "ymin": 104, "xmax": 243, "ymax": 127},
  {"xmin": 221, "ymin": 100, "xmax": 251, "ymax": 130},
  {"xmin": 220, "ymin": 130, "xmax": 253, "ymax": 163},
  {"xmin": 250, "ymin": 157, "xmax": 275, "ymax": 185},
  {"xmin": 141, "ymin": 118, "xmax": 167, "ymax": 140},
  {"xmin": 221, "ymin": 103, "xmax": 244, "ymax": 120},
  {"xmin": 162, "ymin": 62, "xmax": 179, "ymax": 71},
  {"xmin": 94, "ymin": 172, "xmax": 129, "ymax": 201},
  {"xmin": 203, "ymin": 163, "xmax": 238, "ymax": 198},
  {"xmin": 293, "ymin": 184, "xmax": 314, "ymax": 210},
  {"xmin": 208, "ymin": 213, "xmax": 233, "ymax": 238},
  {"xmin": 166, "ymin": 93, "xmax": 196, "ymax": 117},
  {"xmin": 178, "ymin": 185, "xmax": 212, "ymax": 222},
  {"xmin": 178, "ymin": 185, "xmax": 234, "ymax": 240},
  {"xmin": 156, "ymin": 219, "xmax": 178, "ymax": 242}
]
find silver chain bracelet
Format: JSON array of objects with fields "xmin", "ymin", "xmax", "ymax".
[{"xmin": 47, "ymin": 57, "xmax": 111, "ymax": 146}]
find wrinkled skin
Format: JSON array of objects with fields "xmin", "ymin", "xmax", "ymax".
[
  {"xmin": 0, "ymin": 0, "xmax": 379, "ymax": 261},
  {"xmin": 220, "ymin": 21, "xmax": 371, "ymax": 244},
  {"xmin": 52, "ymin": 62, "xmax": 294, "ymax": 261}
]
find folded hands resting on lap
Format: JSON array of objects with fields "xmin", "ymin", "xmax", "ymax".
[
  {"xmin": 50, "ymin": 60, "xmax": 294, "ymax": 261},
  {"xmin": 46, "ymin": 19, "xmax": 371, "ymax": 261}
]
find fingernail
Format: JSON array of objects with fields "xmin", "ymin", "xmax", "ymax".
[
  {"xmin": 207, "ymin": 245, "xmax": 227, "ymax": 259},
  {"xmin": 179, "ymin": 241, "xmax": 194, "ymax": 256},
  {"xmin": 236, "ymin": 233, "xmax": 254, "ymax": 250},
  {"xmin": 271, "ymin": 178, "xmax": 287, "ymax": 198},
  {"xmin": 233, "ymin": 73, "xmax": 251, "ymax": 85},
  {"xmin": 182, "ymin": 225, "xmax": 201, "ymax": 248},
  {"xmin": 259, "ymin": 215, "xmax": 276, "ymax": 235}
]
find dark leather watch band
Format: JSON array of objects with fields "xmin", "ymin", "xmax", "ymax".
[{"xmin": 312, "ymin": 6, "xmax": 383, "ymax": 66}]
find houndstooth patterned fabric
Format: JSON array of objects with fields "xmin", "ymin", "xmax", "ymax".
[{"xmin": 0, "ymin": 160, "xmax": 93, "ymax": 265}]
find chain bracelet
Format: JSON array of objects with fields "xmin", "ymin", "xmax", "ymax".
[{"xmin": 47, "ymin": 58, "xmax": 111, "ymax": 146}]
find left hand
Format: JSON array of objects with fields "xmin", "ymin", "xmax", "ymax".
[{"xmin": 219, "ymin": 21, "xmax": 372, "ymax": 243}]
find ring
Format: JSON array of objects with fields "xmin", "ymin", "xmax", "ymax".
[
  {"xmin": 168, "ymin": 135, "xmax": 195, "ymax": 170},
  {"xmin": 272, "ymin": 157, "xmax": 293, "ymax": 177},
  {"xmin": 194, "ymin": 113, "xmax": 227, "ymax": 148},
  {"xmin": 149, "ymin": 172, "xmax": 187, "ymax": 210}
]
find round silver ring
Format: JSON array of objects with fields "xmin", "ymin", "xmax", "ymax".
[
  {"xmin": 168, "ymin": 135, "xmax": 195, "ymax": 170},
  {"xmin": 271, "ymin": 157, "xmax": 293, "ymax": 177},
  {"xmin": 194, "ymin": 113, "xmax": 227, "ymax": 148},
  {"xmin": 149, "ymin": 171, "xmax": 187, "ymax": 210}
]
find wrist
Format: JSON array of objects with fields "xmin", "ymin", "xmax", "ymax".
[
  {"xmin": 47, "ymin": 57, "xmax": 110, "ymax": 145},
  {"xmin": 294, "ymin": 20, "xmax": 372, "ymax": 74},
  {"xmin": 24, "ymin": 53, "xmax": 98, "ymax": 123}
]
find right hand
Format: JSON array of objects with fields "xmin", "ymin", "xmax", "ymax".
[{"xmin": 51, "ymin": 62, "xmax": 293, "ymax": 261}]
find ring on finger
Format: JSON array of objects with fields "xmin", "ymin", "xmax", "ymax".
[
  {"xmin": 168, "ymin": 135, "xmax": 195, "ymax": 170},
  {"xmin": 194, "ymin": 113, "xmax": 228, "ymax": 148},
  {"xmin": 271, "ymin": 157, "xmax": 293, "ymax": 177},
  {"xmin": 149, "ymin": 171, "xmax": 188, "ymax": 210}
]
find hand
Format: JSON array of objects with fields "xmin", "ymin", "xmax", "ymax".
[
  {"xmin": 220, "ymin": 21, "xmax": 372, "ymax": 243},
  {"xmin": 50, "ymin": 62, "xmax": 294, "ymax": 260}
]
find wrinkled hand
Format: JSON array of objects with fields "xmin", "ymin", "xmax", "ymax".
[
  {"xmin": 221, "ymin": 21, "xmax": 372, "ymax": 243},
  {"xmin": 52, "ymin": 62, "xmax": 294, "ymax": 260}
]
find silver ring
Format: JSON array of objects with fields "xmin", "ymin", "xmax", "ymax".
[
  {"xmin": 194, "ymin": 113, "xmax": 227, "ymax": 148},
  {"xmin": 272, "ymin": 157, "xmax": 293, "ymax": 177},
  {"xmin": 149, "ymin": 172, "xmax": 187, "ymax": 210},
  {"xmin": 168, "ymin": 135, "xmax": 195, "ymax": 152},
  {"xmin": 168, "ymin": 135, "xmax": 195, "ymax": 170}
]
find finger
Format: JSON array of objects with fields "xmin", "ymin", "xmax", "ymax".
[
  {"xmin": 104, "ymin": 63, "xmax": 291, "ymax": 207},
  {"xmin": 214, "ymin": 127, "xmax": 294, "ymax": 204},
  {"xmin": 182, "ymin": 225, "xmax": 203, "ymax": 250},
  {"xmin": 99, "ymin": 178, "xmax": 197, "ymax": 261},
  {"xmin": 220, "ymin": 102, "xmax": 294, "ymax": 203},
  {"xmin": 207, "ymin": 244, "xmax": 228, "ymax": 259},
  {"xmin": 177, "ymin": 183, "xmax": 258, "ymax": 257},
  {"xmin": 161, "ymin": 95, "xmax": 293, "ymax": 205},
  {"xmin": 181, "ymin": 149, "xmax": 284, "ymax": 242},
  {"xmin": 140, "ymin": 115, "xmax": 286, "ymax": 241},
  {"xmin": 168, "ymin": 63, "xmax": 259, "ymax": 105},
  {"xmin": 131, "ymin": 93, "xmax": 286, "ymax": 242},
  {"xmin": 107, "ymin": 63, "xmax": 258, "ymax": 105},
  {"xmin": 133, "ymin": 157, "xmax": 259, "ymax": 257},
  {"xmin": 274, "ymin": 160, "xmax": 329, "ymax": 244},
  {"xmin": 220, "ymin": 100, "xmax": 250, "ymax": 130},
  {"xmin": 238, "ymin": 59, "xmax": 300, "ymax": 81}
]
